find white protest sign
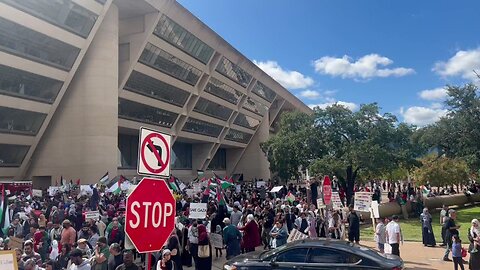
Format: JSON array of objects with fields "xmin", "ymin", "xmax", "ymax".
[
  {"xmin": 85, "ymin": 211, "xmax": 100, "ymax": 221},
  {"xmin": 209, "ymin": 233, "xmax": 223, "ymax": 248},
  {"xmin": 256, "ymin": 181, "xmax": 266, "ymax": 188},
  {"xmin": 32, "ymin": 189, "xmax": 42, "ymax": 197},
  {"xmin": 270, "ymin": 186, "xmax": 283, "ymax": 193},
  {"xmin": 179, "ymin": 182, "xmax": 186, "ymax": 191},
  {"xmin": 0, "ymin": 250, "xmax": 17, "ymax": 270},
  {"xmin": 185, "ymin": 189, "xmax": 194, "ymax": 197},
  {"xmin": 235, "ymin": 184, "xmax": 241, "ymax": 193},
  {"xmin": 371, "ymin": 200, "xmax": 380, "ymax": 218},
  {"xmin": 331, "ymin": 192, "xmax": 343, "ymax": 210},
  {"xmin": 354, "ymin": 192, "xmax": 372, "ymax": 212},
  {"xmin": 287, "ymin": 228, "xmax": 308, "ymax": 243},
  {"xmin": 316, "ymin": 198, "xmax": 325, "ymax": 209},
  {"xmin": 48, "ymin": 186, "xmax": 60, "ymax": 196},
  {"xmin": 189, "ymin": 203, "xmax": 207, "ymax": 219},
  {"xmin": 193, "ymin": 183, "xmax": 202, "ymax": 193}
]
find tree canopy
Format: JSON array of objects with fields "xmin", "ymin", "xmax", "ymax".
[{"xmin": 413, "ymin": 154, "xmax": 470, "ymax": 188}]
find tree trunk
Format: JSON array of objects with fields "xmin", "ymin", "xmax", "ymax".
[{"xmin": 345, "ymin": 165, "xmax": 356, "ymax": 206}]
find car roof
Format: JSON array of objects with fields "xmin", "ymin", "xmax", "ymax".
[{"xmin": 285, "ymin": 238, "xmax": 359, "ymax": 250}]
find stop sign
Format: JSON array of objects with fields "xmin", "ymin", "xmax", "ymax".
[
  {"xmin": 323, "ymin": 175, "xmax": 332, "ymax": 205},
  {"xmin": 125, "ymin": 178, "xmax": 176, "ymax": 253}
]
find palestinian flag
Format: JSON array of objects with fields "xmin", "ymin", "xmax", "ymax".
[
  {"xmin": 0, "ymin": 185, "xmax": 10, "ymax": 235},
  {"xmin": 217, "ymin": 185, "xmax": 226, "ymax": 206},
  {"xmin": 421, "ymin": 186, "xmax": 430, "ymax": 198},
  {"xmin": 218, "ymin": 179, "xmax": 234, "ymax": 189},
  {"xmin": 208, "ymin": 180, "xmax": 218, "ymax": 199},
  {"xmin": 99, "ymin": 172, "xmax": 109, "ymax": 185},
  {"xmin": 197, "ymin": 170, "xmax": 205, "ymax": 177},
  {"xmin": 107, "ymin": 175, "xmax": 126, "ymax": 195},
  {"xmin": 286, "ymin": 192, "xmax": 296, "ymax": 203},
  {"xmin": 168, "ymin": 176, "xmax": 179, "ymax": 192}
]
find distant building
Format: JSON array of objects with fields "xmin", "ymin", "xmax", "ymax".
[{"xmin": 0, "ymin": 0, "xmax": 310, "ymax": 186}]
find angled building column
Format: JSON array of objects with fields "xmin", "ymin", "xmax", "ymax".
[{"xmin": 26, "ymin": 5, "xmax": 119, "ymax": 184}]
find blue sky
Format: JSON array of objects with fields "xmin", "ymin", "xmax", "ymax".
[{"xmin": 178, "ymin": 0, "xmax": 480, "ymax": 126}]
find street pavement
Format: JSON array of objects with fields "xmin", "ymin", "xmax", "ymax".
[{"xmin": 185, "ymin": 240, "xmax": 469, "ymax": 270}]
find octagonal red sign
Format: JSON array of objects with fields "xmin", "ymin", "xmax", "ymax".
[{"xmin": 125, "ymin": 178, "xmax": 176, "ymax": 253}]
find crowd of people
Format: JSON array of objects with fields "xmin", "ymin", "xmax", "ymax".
[{"xmin": 0, "ymin": 177, "xmax": 478, "ymax": 270}]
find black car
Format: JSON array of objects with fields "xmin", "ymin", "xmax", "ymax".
[{"xmin": 223, "ymin": 238, "xmax": 403, "ymax": 270}]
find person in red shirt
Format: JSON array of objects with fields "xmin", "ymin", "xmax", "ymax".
[{"xmin": 33, "ymin": 225, "xmax": 49, "ymax": 262}]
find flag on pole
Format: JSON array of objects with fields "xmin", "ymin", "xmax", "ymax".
[
  {"xmin": 197, "ymin": 170, "xmax": 205, "ymax": 177},
  {"xmin": 218, "ymin": 179, "xmax": 234, "ymax": 189},
  {"xmin": 0, "ymin": 185, "xmax": 10, "ymax": 235},
  {"xmin": 99, "ymin": 172, "xmax": 109, "ymax": 185},
  {"xmin": 107, "ymin": 175, "xmax": 126, "ymax": 195},
  {"xmin": 286, "ymin": 192, "xmax": 296, "ymax": 203},
  {"xmin": 217, "ymin": 185, "xmax": 226, "ymax": 205},
  {"xmin": 168, "ymin": 176, "xmax": 179, "ymax": 192}
]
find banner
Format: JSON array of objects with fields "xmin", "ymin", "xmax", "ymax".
[
  {"xmin": 287, "ymin": 228, "xmax": 308, "ymax": 243},
  {"xmin": 0, "ymin": 251, "xmax": 17, "ymax": 270},
  {"xmin": 189, "ymin": 203, "xmax": 207, "ymax": 219},
  {"xmin": 331, "ymin": 192, "xmax": 343, "ymax": 210},
  {"xmin": 209, "ymin": 233, "xmax": 223, "ymax": 248},
  {"xmin": 32, "ymin": 189, "xmax": 42, "ymax": 197},
  {"xmin": 354, "ymin": 192, "xmax": 372, "ymax": 212},
  {"xmin": 85, "ymin": 211, "xmax": 100, "ymax": 220}
]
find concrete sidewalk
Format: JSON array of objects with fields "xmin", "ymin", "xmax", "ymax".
[{"xmin": 185, "ymin": 241, "xmax": 470, "ymax": 270}]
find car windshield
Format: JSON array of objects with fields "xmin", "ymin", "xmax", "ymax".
[
  {"xmin": 350, "ymin": 242, "xmax": 385, "ymax": 258},
  {"xmin": 258, "ymin": 244, "xmax": 290, "ymax": 260}
]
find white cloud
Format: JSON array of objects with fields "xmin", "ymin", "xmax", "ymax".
[
  {"xmin": 433, "ymin": 48, "xmax": 480, "ymax": 81},
  {"xmin": 400, "ymin": 106, "xmax": 447, "ymax": 126},
  {"xmin": 419, "ymin": 87, "xmax": 448, "ymax": 101},
  {"xmin": 299, "ymin": 90, "xmax": 321, "ymax": 99},
  {"xmin": 308, "ymin": 101, "xmax": 358, "ymax": 111},
  {"xmin": 313, "ymin": 54, "xmax": 415, "ymax": 80},
  {"xmin": 253, "ymin": 60, "xmax": 314, "ymax": 89}
]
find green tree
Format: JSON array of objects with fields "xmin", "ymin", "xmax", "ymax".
[{"xmin": 414, "ymin": 154, "xmax": 469, "ymax": 188}]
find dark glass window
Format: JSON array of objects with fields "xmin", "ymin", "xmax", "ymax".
[
  {"xmin": 0, "ymin": 17, "xmax": 80, "ymax": 70},
  {"xmin": 124, "ymin": 71, "xmax": 190, "ymax": 107},
  {"xmin": 139, "ymin": 43, "xmax": 202, "ymax": 86},
  {"xmin": 0, "ymin": 64, "xmax": 63, "ymax": 103},
  {"xmin": 203, "ymin": 77, "xmax": 242, "ymax": 105},
  {"xmin": 275, "ymin": 248, "xmax": 309, "ymax": 263},
  {"xmin": 307, "ymin": 248, "xmax": 362, "ymax": 264},
  {"xmin": 182, "ymin": 118, "xmax": 223, "ymax": 137},
  {"xmin": 252, "ymin": 81, "xmax": 276, "ymax": 103},
  {"xmin": 118, "ymin": 133, "xmax": 138, "ymax": 169},
  {"xmin": 154, "ymin": 15, "xmax": 214, "ymax": 64},
  {"xmin": 1, "ymin": 0, "xmax": 98, "ymax": 38},
  {"xmin": 171, "ymin": 142, "xmax": 192, "ymax": 169},
  {"xmin": 233, "ymin": 113, "xmax": 260, "ymax": 130},
  {"xmin": 0, "ymin": 107, "xmax": 46, "ymax": 135},
  {"xmin": 224, "ymin": 129, "xmax": 252, "ymax": 144},
  {"xmin": 194, "ymin": 97, "xmax": 232, "ymax": 121},
  {"xmin": 0, "ymin": 144, "xmax": 30, "ymax": 167},
  {"xmin": 208, "ymin": 148, "xmax": 226, "ymax": 170},
  {"xmin": 215, "ymin": 57, "xmax": 252, "ymax": 88},
  {"xmin": 118, "ymin": 98, "xmax": 178, "ymax": 128},
  {"xmin": 243, "ymin": 97, "xmax": 268, "ymax": 116}
]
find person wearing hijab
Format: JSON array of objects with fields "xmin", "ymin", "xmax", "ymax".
[
  {"xmin": 222, "ymin": 218, "xmax": 242, "ymax": 260},
  {"xmin": 420, "ymin": 208, "xmax": 436, "ymax": 247},
  {"xmin": 157, "ymin": 249, "xmax": 175, "ymax": 270},
  {"xmin": 196, "ymin": 224, "xmax": 212, "ymax": 270},
  {"xmin": 166, "ymin": 231, "xmax": 183, "ymax": 270},
  {"xmin": 238, "ymin": 214, "xmax": 261, "ymax": 253},
  {"xmin": 468, "ymin": 219, "xmax": 480, "ymax": 270}
]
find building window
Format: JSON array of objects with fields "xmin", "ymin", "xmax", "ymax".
[
  {"xmin": 139, "ymin": 43, "xmax": 202, "ymax": 86},
  {"xmin": 171, "ymin": 142, "xmax": 192, "ymax": 169},
  {"xmin": 118, "ymin": 98, "xmax": 178, "ymax": 128},
  {"xmin": 0, "ymin": 107, "xmax": 47, "ymax": 136},
  {"xmin": 208, "ymin": 148, "xmax": 226, "ymax": 170},
  {"xmin": 1, "ymin": 0, "xmax": 97, "ymax": 38},
  {"xmin": 0, "ymin": 144, "xmax": 29, "ymax": 167},
  {"xmin": 252, "ymin": 81, "xmax": 276, "ymax": 103},
  {"xmin": 182, "ymin": 118, "xmax": 223, "ymax": 137},
  {"xmin": 0, "ymin": 17, "xmax": 80, "ymax": 71},
  {"xmin": 233, "ymin": 113, "xmax": 260, "ymax": 130},
  {"xmin": 95, "ymin": 0, "xmax": 106, "ymax": 4},
  {"xmin": 0, "ymin": 64, "xmax": 63, "ymax": 103},
  {"xmin": 154, "ymin": 15, "xmax": 214, "ymax": 64},
  {"xmin": 215, "ymin": 57, "xmax": 252, "ymax": 88},
  {"xmin": 124, "ymin": 71, "xmax": 190, "ymax": 107},
  {"xmin": 118, "ymin": 133, "xmax": 138, "ymax": 169},
  {"xmin": 225, "ymin": 129, "xmax": 252, "ymax": 144},
  {"xmin": 243, "ymin": 97, "xmax": 268, "ymax": 116},
  {"xmin": 194, "ymin": 97, "xmax": 233, "ymax": 121},
  {"xmin": 203, "ymin": 77, "xmax": 242, "ymax": 105}
]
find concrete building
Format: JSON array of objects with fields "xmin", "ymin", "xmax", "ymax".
[{"xmin": 0, "ymin": 0, "xmax": 311, "ymax": 187}]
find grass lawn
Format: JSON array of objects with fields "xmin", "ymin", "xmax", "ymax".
[{"xmin": 360, "ymin": 205, "xmax": 480, "ymax": 242}]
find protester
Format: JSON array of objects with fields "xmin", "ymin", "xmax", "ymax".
[
  {"xmin": 386, "ymin": 215, "xmax": 402, "ymax": 257},
  {"xmin": 468, "ymin": 219, "xmax": 480, "ymax": 270},
  {"xmin": 238, "ymin": 214, "xmax": 260, "ymax": 253},
  {"xmin": 157, "ymin": 249, "xmax": 175, "ymax": 270},
  {"xmin": 196, "ymin": 224, "xmax": 212, "ymax": 270},
  {"xmin": 347, "ymin": 205, "xmax": 360, "ymax": 244},
  {"xmin": 451, "ymin": 235, "xmax": 465, "ymax": 270},
  {"xmin": 69, "ymin": 248, "xmax": 91, "ymax": 270},
  {"xmin": 116, "ymin": 250, "xmax": 138, "ymax": 270},
  {"xmin": 375, "ymin": 218, "xmax": 386, "ymax": 253},
  {"xmin": 443, "ymin": 210, "xmax": 461, "ymax": 261},
  {"xmin": 107, "ymin": 243, "xmax": 123, "ymax": 270},
  {"xmin": 166, "ymin": 231, "xmax": 182, "ymax": 270},
  {"xmin": 222, "ymin": 218, "xmax": 241, "ymax": 259},
  {"xmin": 269, "ymin": 220, "xmax": 287, "ymax": 248},
  {"xmin": 440, "ymin": 205, "xmax": 449, "ymax": 247},
  {"xmin": 420, "ymin": 208, "xmax": 436, "ymax": 247}
]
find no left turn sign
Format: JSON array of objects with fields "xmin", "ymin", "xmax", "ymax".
[{"xmin": 137, "ymin": 127, "xmax": 171, "ymax": 177}]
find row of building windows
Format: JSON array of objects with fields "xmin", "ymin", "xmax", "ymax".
[
  {"xmin": 1, "ymin": 0, "xmax": 97, "ymax": 38},
  {"xmin": 233, "ymin": 113, "xmax": 260, "ymax": 130},
  {"xmin": 225, "ymin": 128, "xmax": 253, "ymax": 144},
  {"xmin": 0, "ymin": 64, "xmax": 63, "ymax": 103},
  {"xmin": 182, "ymin": 117, "xmax": 223, "ymax": 138},
  {"xmin": 154, "ymin": 15, "xmax": 214, "ymax": 64},
  {"xmin": 118, "ymin": 98, "xmax": 178, "ymax": 128},
  {"xmin": 139, "ymin": 43, "xmax": 202, "ymax": 86},
  {"xmin": 252, "ymin": 81, "xmax": 276, "ymax": 103},
  {"xmin": 193, "ymin": 97, "xmax": 233, "ymax": 121},
  {"xmin": 203, "ymin": 77, "xmax": 243, "ymax": 105},
  {"xmin": 243, "ymin": 97, "xmax": 268, "ymax": 116},
  {"xmin": 0, "ymin": 17, "xmax": 80, "ymax": 71},
  {"xmin": 0, "ymin": 106, "xmax": 46, "ymax": 136},
  {"xmin": 0, "ymin": 143, "xmax": 29, "ymax": 167},
  {"xmin": 207, "ymin": 148, "xmax": 226, "ymax": 170},
  {"xmin": 216, "ymin": 57, "xmax": 252, "ymax": 88},
  {"xmin": 124, "ymin": 70, "xmax": 190, "ymax": 107}
]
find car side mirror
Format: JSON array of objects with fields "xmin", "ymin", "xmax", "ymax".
[{"xmin": 270, "ymin": 258, "xmax": 278, "ymax": 266}]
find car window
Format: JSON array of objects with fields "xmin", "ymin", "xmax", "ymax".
[
  {"xmin": 275, "ymin": 248, "xmax": 309, "ymax": 263},
  {"xmin": 308, "ymin": 248, "xmax": 362, "ymax": 264}
]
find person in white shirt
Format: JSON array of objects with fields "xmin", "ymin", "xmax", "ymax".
[
  {"xmin": 375, "ymin": 218, "xmax": 386, "ymax": 253},
  {"xmin": 386, "ymin": 215, "xmax": 402, "ymax": 257}
]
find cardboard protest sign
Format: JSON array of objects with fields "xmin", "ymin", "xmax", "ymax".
[
  {"xmin": 209, "ymin": 233, "xmax": 223, "ymax": 248},
  {"xmin": 0, "ymin": 250, "xmax": 17, "ymax": 270}
]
